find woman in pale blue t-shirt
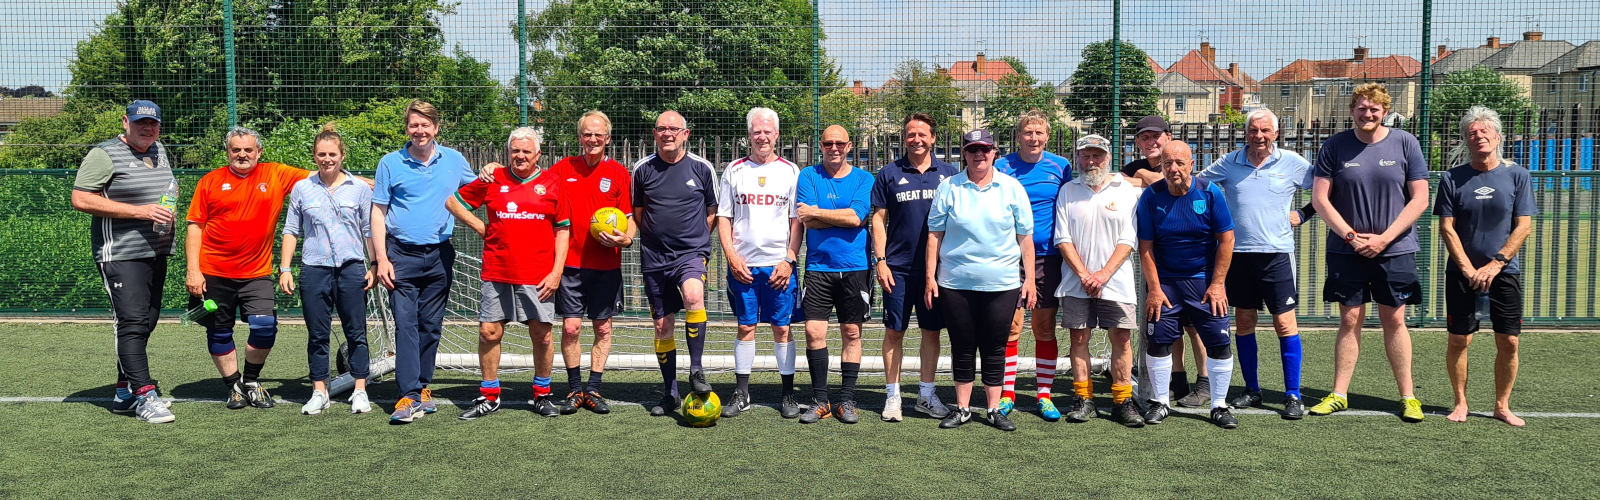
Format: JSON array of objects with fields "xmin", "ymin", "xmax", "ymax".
[{"xmin": 923, "ymin": 129, "xmax": 1035, "ymax": 431}]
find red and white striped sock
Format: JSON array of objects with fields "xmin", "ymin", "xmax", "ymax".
[
  {"xmin": 1035, "ymin": 339, "xmax": 1058, "ymax": 399},
  {"xmin": 1003, "ymin": 341, "xmax": 1018, "ymax": 400}
]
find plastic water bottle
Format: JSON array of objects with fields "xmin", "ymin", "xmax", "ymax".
[
  {"xmin": 179, "ymin": 299, "xmax": 218, "ymax": 326},
  {"xmin": 1474, "ymin": 292, "xmax": 1491, "ymax": 321},
  {"xmin": 154, "ymin": 179, "xmax": 179, "ymax": 234}
]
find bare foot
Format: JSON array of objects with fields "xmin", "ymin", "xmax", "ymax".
[
  {"xmin": 1494, "ymin": 408, "xmax": 1526, "ymax": 427},
  {"xmin": 1447, "ymin": 404, "xmax": 1470, "ymax": 422}
]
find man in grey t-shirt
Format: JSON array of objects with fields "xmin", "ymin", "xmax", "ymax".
[
  {"xmin": 1434, "ymin": 106, "xmax": 1536, "ymax": 427},
  {"xmin": 70, "ymin": 100, "xmax": 177, "ymax": 424},
  {"xmin": 1308, "ymin": 84, "xmax": 1431, "ymax": 422}
]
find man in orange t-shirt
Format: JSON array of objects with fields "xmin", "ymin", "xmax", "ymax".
[{"xmin": 185, "ymin": 127, "xmax": 310, "ymax": 410}]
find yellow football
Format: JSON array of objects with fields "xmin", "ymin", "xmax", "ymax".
[{"xmin": 589, "ymin": 207, "xmax": 628, "ymax": 241}]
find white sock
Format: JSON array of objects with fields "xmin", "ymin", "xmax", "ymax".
[
  {"xmin": 1146, "ymin": 353, "xmax": 1173, "ymax": 405},
  {"xmin": 919, "ymin": 381, "xmax": 937, "ymax": 399},
  {"xmin": 774, "ymin": 342, "xmax": 795, "ymax": 375},
  {"xmin": 734, "ymin": 340, "xmax": 756, "ymax": 375},
  {"xmin": 1207, "ymin": 356, "xmax": 1234, "ymax": 409},
  {"xmin": 886, "ymin": 383, "xmax": 900, "ymax": 397}
]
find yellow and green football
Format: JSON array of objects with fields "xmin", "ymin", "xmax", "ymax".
[{"xmin": 682, "ymin": 392, "xmax": 721, "ymax": 428}]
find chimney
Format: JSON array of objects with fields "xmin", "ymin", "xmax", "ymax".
[
  {"xmin": 1353, "ymin": 46, "xmax": 1369, "ymax": 62},
  {"xmin": 853, "ymin": 80, "xmax": 863, "ymax": 90},
  {"xmin": 975, "ymin": 52, "xmax": 986, "ymax": 74},
  {"xmin": 936, "ymin": 67, "xmax": 950, "ymax": 78},
  {"xmin": 1438, "ymin": 45, "xmax": 1448, "ymax": 59},
  {"xmin": 1485, "ymin": 37, "xmax": 1501, "ymax": 48},
  {"xmin": 1228, "ymin": 63, "xmax": 1239, "ymax": 79},
  {"xmin": 1200, "ymin": 42, "xmax": 1216, "ymax": 64},
  {"xmin": 1524, "ymin": 31, "xmax": 1544, "ymax": 41}
]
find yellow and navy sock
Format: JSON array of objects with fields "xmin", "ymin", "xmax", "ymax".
[
  {"xmin": 685, "ymin": 309, "xmax": 707, "ymax": 370},
  {"xmin": 480, "ymin": 379, "xmax": 501, "ymax": 401},
  {"xmin": 655, "ymin": 338, "xmax": 678, "ymax": 397}
]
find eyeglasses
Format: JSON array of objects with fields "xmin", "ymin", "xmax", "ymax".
[
  {"xmin": 580, "ymin": 132, "xmax": 609, "ymax": 139},
  {"xmin": 653, "ymin": 126, "xmax": 687, "ymax": 134},
  {"xmin": 963, "ymin": 146, "xmax": 994, "ymax": 154},
  {"xmin": 821, "ymin": 141, "xmax": 850, "ymax": 148}
]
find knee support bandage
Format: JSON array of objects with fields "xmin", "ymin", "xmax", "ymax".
[
  {"xmin": 207, "ymin": 328, "xmax": 236, "ymax": 356},
  {"xmin": 245, "ymin": 314, "xmax": 278, "ymax": 349}
]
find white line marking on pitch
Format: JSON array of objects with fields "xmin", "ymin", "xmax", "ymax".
[{"xmin": 3, "ymin": 396, "xmax": 1596, "ymax": 419}]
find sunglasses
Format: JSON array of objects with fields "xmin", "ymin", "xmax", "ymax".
[
  {"xmin": 821, "ymin": 141, "xmax": 850, "ymax": 148},
  {"xmin": 963, "ymin": 145, "xmax": 994, "ymax": 154}
]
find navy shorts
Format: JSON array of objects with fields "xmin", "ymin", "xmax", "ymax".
[
  {"xmin": 643, "ymin": 258, "xmax": 708, "ymax": 319},
  {"xmin": 1323, "ymin": 252, "xmax": 1422, "ymax": 308},
  {"xmin": 556, "ymin": 267, "xmax": 624, "ymax": 320},
  {"xmin": 1227, "ymin": 252, "xmax": 1299, "ymax": 315},
  {"xmin": 1149, "ymin": 277, "xmax": 1230, "ymax": 347},
  {"xmin": 1444, "ymin": 269, "xmax": 1523, "ymax": 336},
  {"xmin": 882, "ymin": 268, "xmax": 944, "ymax": 332},
  {"xmin": 726, "ymin": 265, "xmax": 798, "ymax": 326}
]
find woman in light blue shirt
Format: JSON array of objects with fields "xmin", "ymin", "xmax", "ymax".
[{"xmin": 923, "ymin": 129, "xmax": 1035, "ymax": 431}]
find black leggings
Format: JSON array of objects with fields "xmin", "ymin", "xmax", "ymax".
[{"xmin": 938, "ymin": 287, "xmax": 1020, "ymax": 386}]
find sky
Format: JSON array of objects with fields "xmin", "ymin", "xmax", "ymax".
[{"xmin": 4, "ymin": 0, "xmax": 1598, "ymax": 92}]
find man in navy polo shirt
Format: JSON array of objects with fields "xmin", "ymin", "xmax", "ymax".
[
  {"xmin": 872, "ymin": 112, "xmax": 960, "ymax": 419},
  {"xmin": 371, "ymin": 100, "xmax": 477, "ymax": 423}
]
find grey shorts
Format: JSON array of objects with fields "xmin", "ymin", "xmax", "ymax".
[
  {"xmin": 1059, "ymin": 296, "xmax": 1138, "ymax": 330},
  {"xmin": 480, "ymin": 281, "xmax": 558, "ymax": 324}
]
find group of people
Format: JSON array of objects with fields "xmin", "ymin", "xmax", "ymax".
[{"xmin": 75, "ymin": 82, "xmax": 1534, "ymax": 431}]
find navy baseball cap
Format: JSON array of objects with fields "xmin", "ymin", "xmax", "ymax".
[
  {"xmin": 126, "ymin": 100, "xmax": 162, "ymax": 123},
  {"xmin": 1135, "ymin": 115, "xmax": 1168, "ymax": 135},
  {"xmin": 962, "ymin": 129, "xmax": 996, "ymax": 148}
]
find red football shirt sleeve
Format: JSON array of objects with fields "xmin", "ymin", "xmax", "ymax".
[
  {"xmin": 454, "ymin": 179, "xmax": 488, "ymax": 210},
  {"xmin": 616, "ymin": 165, "xmax": 634, "ymax": 216},
  {"xmin": 555, "ymin": 184, "xmax": 572, "ymax": 228},
  {"xmin": 271, "ymin": 162, "xmax": 309, "ymax": 197},
  {"xmin": 185, "ymin": 176, "xmax": 211, "ymax": 224}
]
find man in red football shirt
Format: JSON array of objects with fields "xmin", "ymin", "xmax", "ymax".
[
  {"xmin": 185, "ymin": 127, "xmax": 312, "ymax": 409},
  {"xmin": 450, "ymin": 127, "xmax": 572, "ymax": 420}
]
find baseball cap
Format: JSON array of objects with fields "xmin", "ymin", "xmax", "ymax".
[
  {"xmin": 1075, "ymin": 134, "xmax": 1111, "ymax": 153},
  {"xmin": 126, "ymin": 100, "xmax": 162, "ymax": 123},
  {"xmin": 962, "ymin": 129, "xmax": 996, "ymax": 148},
  {"xmin": 1135, "ymin": 115, "xmax": 1168, "ymax": 135}
]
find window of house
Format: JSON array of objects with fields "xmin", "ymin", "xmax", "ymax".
[
  {"xmin": 1340, "ymin": 83, "xmax": 1353, "ymax": 95},
  {"xmin": 1581, "ymin": 73, "xmax": 1592, "ymax": 93},
  {"xmin": 1175, "ymin": 96, "xmax": 1187, "ymax": 113},
  {"xmin": 1313, "ymin": 85, "xmax": 1326, "ymax": 97},
  {"xmin": 1280, "ymin": 86, "xmax": 1291, "ymax": 98},
  {"xmin": 1549, "ymin": 78, "xmax": 1559, "ymax": 94}
]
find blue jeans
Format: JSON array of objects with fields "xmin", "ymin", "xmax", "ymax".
[
  {"xmin": 302, "ymin": 261, "xmax": 369, "ymax": 382},
  {"xmin": 387, "ymin": 237, "xmax": 455, "ymax": 398}
]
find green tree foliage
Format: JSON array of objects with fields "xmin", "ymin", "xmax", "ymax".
[
  {"xmin": 986, "ymin": 56, "xmax": 1069, "ymax": 139},
  {"xmin": 1432, "ymin": 65, "xmax": 1539, "ymax": 135},
  {"xmin": 818, "ymin": 88, "xmax": 866, "ymax": 138},
  {"xmin": 527, "ymin": 0, "xmax": 842, "ymax": 141},
  {"xmin": 1063, "ymin": 40, "xmax": 1159, "ymax": 134},
  {"xmin": 874, "ymin": 59, "xmax": 961, "ymax": 135}
]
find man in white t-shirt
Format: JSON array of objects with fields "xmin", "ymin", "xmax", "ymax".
[
  {"xmin": 1053, "ymin": 134, "xmax": 1146, "ymax": 427},
  {"xmin": 715, "ymin": 107, "xmax": 803, "ymax": 418}
]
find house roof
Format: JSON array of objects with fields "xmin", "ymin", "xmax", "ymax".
[
  {"xmin": 1149, "ymin": 56, "xmax": 1165, "ymax": 74},
  {"xmin": 1431, "ymin": 47, "xmax": 1502, "ymax": 74},
  {"xmin": 1166, "ymin": 50, "xmax": 1260, "ymax": 93},
  {"xmin": 945, "ymin": 58, "xmax": 1018, "ymax": 82},
  {"xmin": 1156, "ymin": 72, "xmax": 1209, "ymax": 95},
  {"xmin": 1480, "ymin": 40, "xmax": 1577, "ymax": 71},
  {"xmin": 0, "ymin": 98, "xmax": 66, "ymax": 124},
  {"xmin": 1532, "ymin": 40, "xmax": 1600, "ymax": 75},
  {"xmin": 1264, "ymin": 54, "xmax": 1421, "ymax": 83}
]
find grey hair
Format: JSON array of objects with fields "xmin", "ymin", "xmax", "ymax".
[
  {"xmin": 578, "ymin": 110, "xmax": 612, "ymax": 135},
  {"xmin": 507, "ymin": 126, "xmax": 542, "ymax": 154},
  {"xmin": 746, "ymin": 107, "xmax": 780, "ymax": 133},
  {"xmin": 1244, "ymin": 108, "xmax": 1279, "ymax": 132},
  {"xmin": 224, "ymin": 126, "xmax": 262, "ymax": 150},
  {"xmin": 1449, "ymin": 105, "xmax": 1508, "ymax": 166}
]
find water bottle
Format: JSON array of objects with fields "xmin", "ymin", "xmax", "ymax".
[
  {"xmin": 1474, "ymin": 292, "xmax": 1491, "ymax": 321},
  {"xmin": 179, "ymin": 299, "xmax": 218, "ymax": 326},
  {"xmin": 153, "ymin": 179, "xmax": 179, "ymax": 234}
]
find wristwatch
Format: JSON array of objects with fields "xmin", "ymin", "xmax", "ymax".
[
  {"xmin": 784, "ymin": 257, "xmax": 797, "ymax": 267},
  {"xmin": 1344, "ymin": 231, "xmax": 1357, "ymax": 243},
  {"xmin": 277, "ymin": 265, "xmax": 292, "ymax": 274},
  {"xmin": 1493, "ymin": 253, "xmax": 1511, "ymax": 264}
]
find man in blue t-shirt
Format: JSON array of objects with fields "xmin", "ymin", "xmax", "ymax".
[
  {"xmin": 793, "ymin": 125, "xmax": 875, "ymax": 423},
  {"xmin": 992, "ymin": 110, "xmax": 1071, "ymax": 417},
  {"xmin": 871, "ymin": 113, "xmax": 961, "ymax": 419},
  {"xmin": 1307, "ymin": 84, "xmax": 1432, "ymax": 422},
  {"xmin": 1195, "ymin": 108, "xmax": 1314, "ymax": 419},
  {"xmin": 1135, "ymin": 140, "xmax": 1239, "ymax": 429},
  {"xmin": 372, "ymin": 100, "xmax": 477, "ymax": 423},
  {"xmin": 1434, "ymin": 107, "xmax": 1537, "ymax": 427},
  {"xmin": 632, "ymin": 110, "xmax": 720, "ymax": 418}
]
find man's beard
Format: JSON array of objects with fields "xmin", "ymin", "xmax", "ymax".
[{"xmin": 1080, "ymin": 165, "xmax": 1108, "ymax": 187}]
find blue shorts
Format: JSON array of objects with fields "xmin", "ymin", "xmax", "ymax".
[
  {"xmin": 726, "ymin": 266, "xmax": 798, "ymax": 326},
  {"xmin": 1149, "ymin": 277, "xmax": 1230, "ymax": 347},
  {"xmin": 882, "ymin": 269, "xmax": 944, "ymax": 332},
  {"xmin": 643, "ymin": 258, "xmax": 708, "ymax": 319}
]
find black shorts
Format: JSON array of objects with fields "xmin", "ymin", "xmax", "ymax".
[
  {"xmin": 1322, "ymin": 252, "xmax": 1422, "ymax": 307},
  {"xmin": 643, "ymin": 258, "xmax": 708, "ymax": 319},
  {"xmin": 801, "ymin": 270, "xmax": 872, "ymax": 324},
  {"xmin": 1227, "ymin": 252, "xmax": 1299, "ymax": 315},
  {"xmin": 189, "ymin": 275, "xmax": 276, "ymax": 331},
  {"xmin": 556, "ymin": 267, "xmax": 624, "ymax": 320},
  {"xmin": 1028, "ymin": 254, "xmax": 1064, "ymax": 309},
  {"xmin": 1444, "ymin": 269, "xmax": 1523, "ymax": 336}
]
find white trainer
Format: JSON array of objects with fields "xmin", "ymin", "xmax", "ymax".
[
  {"xmin": 882, "ymin": 394, "xmax": 903, "ymax": 422},
  {"xmin": 301, "ymin": 390, "xmax": 331, "ymax": 415},
  {"xmin": 348, "ymin": 389, "xmax": 372, "ymax": 414}
]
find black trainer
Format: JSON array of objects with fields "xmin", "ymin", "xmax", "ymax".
[
  {"xmin": 835, "ymin": 400, "xmax": 859, "ymax": 424},
  {"xmin": 689, "ymin": 369, "xmax": 713, "ymax": 396},
  {"xmin": 649, "ymin": 395, "xmax": 680, "ymax": 417},
  {"xmin": 1066, "ymin": 396, "xmax": 1098, "ymax": 423},
  {"xmin": 243, "ymin": 382, "xmax": 274, "ymax": 409},
  {"xmin": 560, "ymin": 390, "xmax": 584, "ymax": 415},
  {"xmin": 1283, "ymin": 395, "xmax": 1306, "ymax": 420},
  {"xmin": 1143, "ymin": 401, "xmax": 1170, "ymax": 425},
  {"xmin": 939, "ymin": 407, "xmax": 972, "ymax": 429},
  {"xmin": 988, "ymin": 408, "xmax": 1017, "ymax": 431},
  {"xmin": 533, "ymin": 395, "xmax": 561, "ymax": 417},
  {"xmin": 1211, "ymin": 407, "xmax": 1239, "ymax": 429},
  {"xmin": 722, "ymin": 390, "xmax": 751, "ymax": 418},
  {"xmin": 458, "ymin": 397, "xmax": 500, "ymax": 420},
  {"xmin": 799, "ymin": 400, "xmax": 831, "ymax": 424},
  {"xmin": 779, "ymin": 394, "xmax": 802, "ymax": 419},
  {"xmin": 225, "ymin": 382, "xmax": 249, "ymax": 410},
  {"xmin": 1230, "ymin": 389, "xmax": 1263, "ymax": 409},
  {"xmin": 1112, "ymin": 400, "xmax": 1146, "ymax": 428},
  {"xmin": 1175, "ymin": 380, "xmax": 1209, "ymax": 408},
  {"xmin": 582, "ymin": 390, "xmax": 611, "ymax": 414}
]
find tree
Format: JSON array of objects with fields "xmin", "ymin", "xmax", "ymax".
[
  {"xmin": 1432, "ymin": 65, "xmax": 1539, "ymax": 136},
  {"xmin": 527, "ymin": 0, "xmax": 842, "ymax": 140},
  {"xmin": 874, "ymin": 59, "xmax": 961, "ymax": 135},
  {"xmin": 818, "ymin": 88, "xmax": 866, "ymax": 138},
  {"xmin": 985, "ymin": 56, "xmax": 1068, "ymax": 139},
  {"xmin": 1063, "ymin": 40, "xmax": 1160, "ymax": 135}
]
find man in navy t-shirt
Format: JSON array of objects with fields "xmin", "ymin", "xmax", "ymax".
[
  {"xmin": 871, "ymin": 113, "xmax": 960, "ymax": 419},
  {"xmin": 632, "ymin": 110, "xmax": 719, "ymax": 417},
  {"xmin": 1135, "ymin": 140, "xmax": 1239, "ymax": 429},
  {"xmin": 1434, "ymin": 106, "xmax": 1536, "ymax": 427},
  {"xmin": 1307, "ymin": 84, "xmax": 1432, "ymax": 422}
]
